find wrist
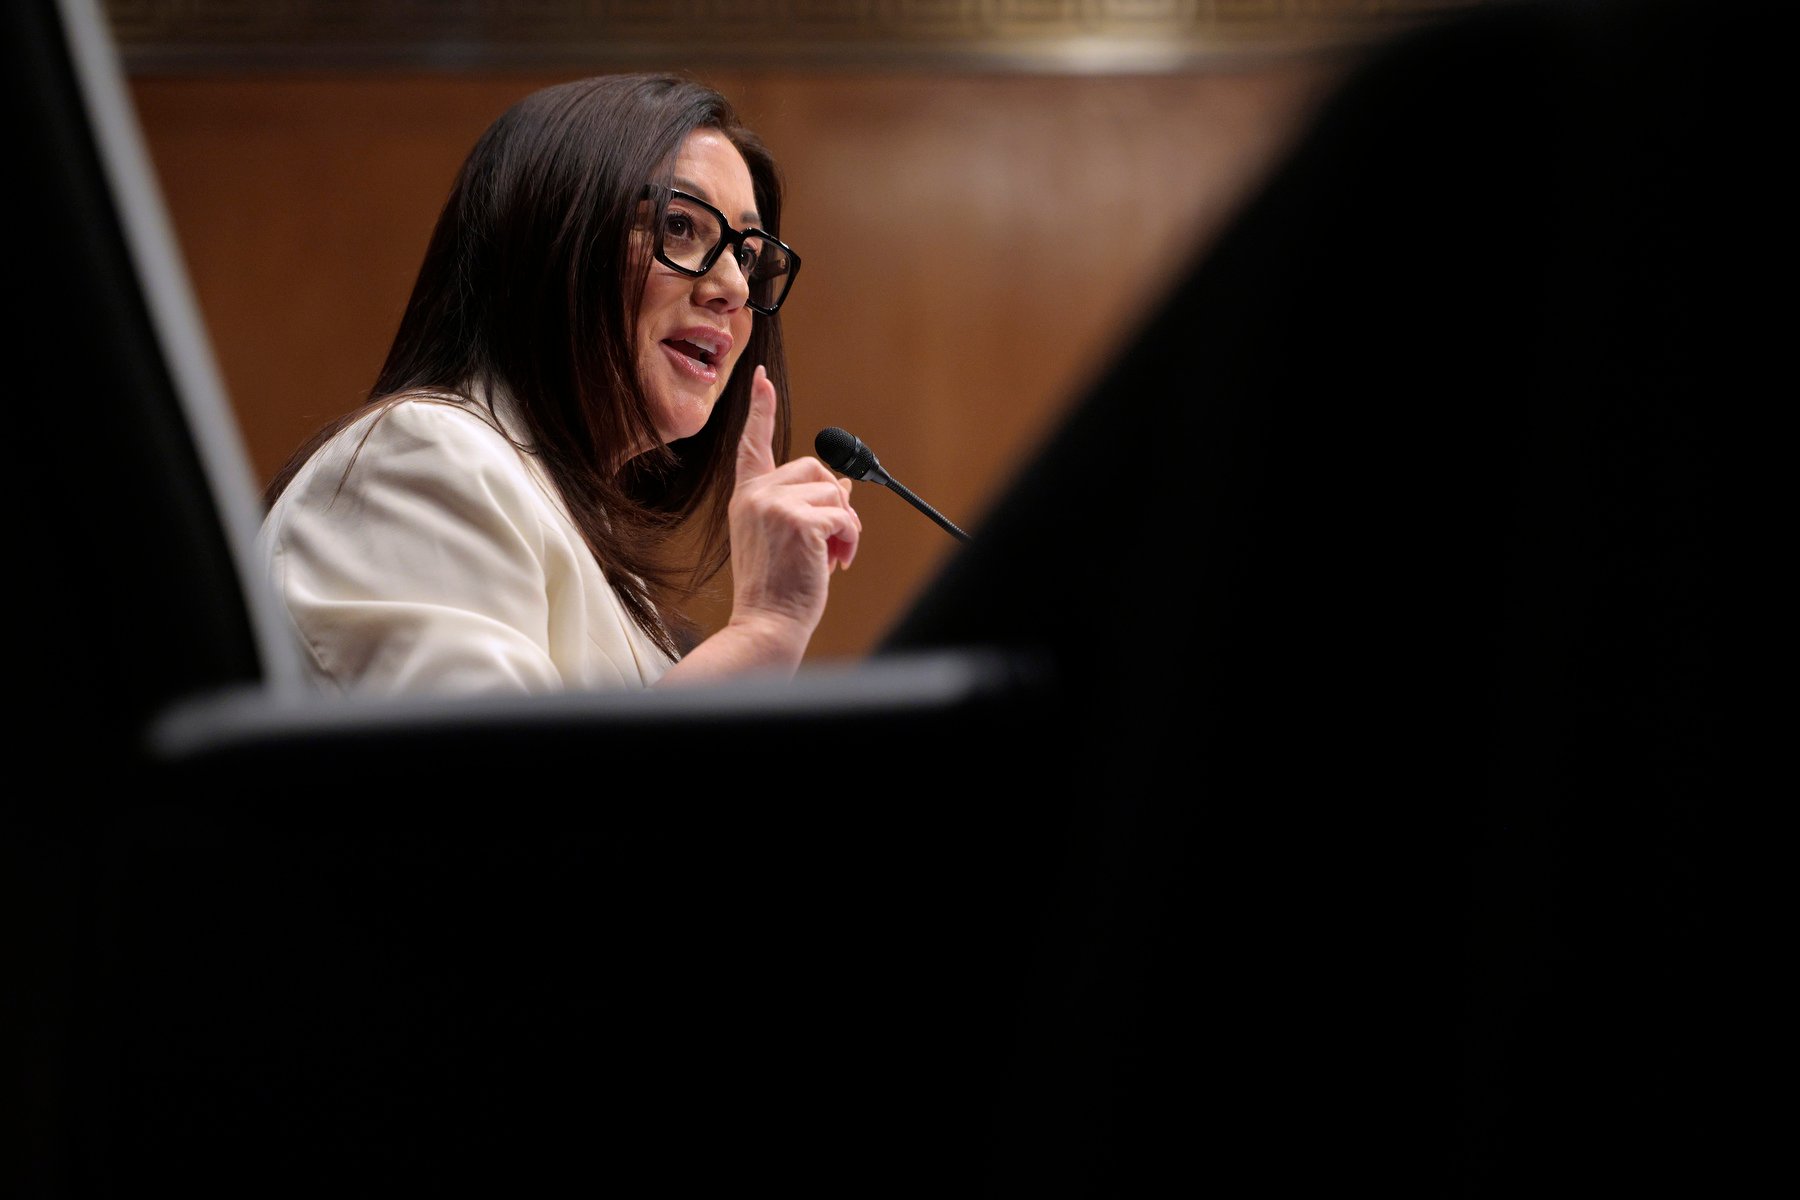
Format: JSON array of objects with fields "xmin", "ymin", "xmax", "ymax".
[{"xmin": 718, "ymin": 609, "xmax": 811, "ymax": 674}]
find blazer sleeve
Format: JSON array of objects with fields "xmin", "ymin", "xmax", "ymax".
[{"xmin": 259, "ymin": 400, "xmax": 577, "ymax": 697}]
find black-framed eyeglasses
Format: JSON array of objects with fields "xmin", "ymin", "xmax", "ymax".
[{"xmin": 640, "ymin": 185, "xmax": 800, "ymax": 315}]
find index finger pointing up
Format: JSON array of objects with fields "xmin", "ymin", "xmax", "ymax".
[{"xmin": 735, "ymin": 364, "xmax": 778, "ymax": 482}]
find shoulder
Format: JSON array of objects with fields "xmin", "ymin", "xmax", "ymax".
[
  {"xmin": 287, "ymin": 395, "xmax": 547, "ymax": 507},
  {"xmin": 261, "ymin": 393, "xmax": 576, "ymax": 566},
  {"xmin": 341, "ymin": 394, "xmax": 530, "ymax": 470}
]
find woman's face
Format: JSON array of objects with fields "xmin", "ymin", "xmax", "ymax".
[{"xmin": 634, "ymin": 128, "xmax": 759, "ymax": 452}]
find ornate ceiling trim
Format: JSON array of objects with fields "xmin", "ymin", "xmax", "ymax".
[{"xmin": 106, "ymin": 1, "xmax": 1498, "ymax": 73}]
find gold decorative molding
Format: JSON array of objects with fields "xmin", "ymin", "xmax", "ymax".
[{"xmin": 106, "ymin": 0, "xmax": 1500, "ymax": 73}]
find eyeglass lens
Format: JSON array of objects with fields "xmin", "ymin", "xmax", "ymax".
[{"xmin": 659, "ymin": 194, "xmax": 793, "ymax": 311}]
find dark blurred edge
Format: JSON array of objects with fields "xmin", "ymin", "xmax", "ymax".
[{"xmin": 886, "ymin": 0, "xmax": 1748, "ymax": 1194}]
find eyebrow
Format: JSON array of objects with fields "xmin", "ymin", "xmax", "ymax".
[{"xmin": 672, "ymin": 176, "xmax": 762, "ymax": 229}]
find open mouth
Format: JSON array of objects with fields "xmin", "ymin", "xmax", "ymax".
[{"xmin": 663, "ymin": 337, "xmax": 716, "ymax": 367}]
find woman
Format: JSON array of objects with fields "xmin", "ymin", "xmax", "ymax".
[{"xmin": 258, "ymin": 73, "xmax": 859, "ymax": 696}]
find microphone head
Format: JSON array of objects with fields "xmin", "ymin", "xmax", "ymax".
[{"xmin": 815, "ymin": 426, "xmax": 880, "ymax": 480}]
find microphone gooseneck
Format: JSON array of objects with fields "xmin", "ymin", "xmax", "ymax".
[{"xmin": 814, "ymin": 427, "xmax": 971, "ymax": 544}]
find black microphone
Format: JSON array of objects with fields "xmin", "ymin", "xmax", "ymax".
[{"xmin": 815, "ymin": 427, "xmax": 971, "ymax": 543}]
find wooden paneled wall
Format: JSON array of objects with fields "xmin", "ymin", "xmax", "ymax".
[{"xmin": 130, "ymin": 61, "xmax": 1345, "ymax": 662}]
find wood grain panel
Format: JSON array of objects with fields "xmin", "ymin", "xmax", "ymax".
[{"xmin": 130, "ymin": 60, "xmax": 1345, "ymax": 663}]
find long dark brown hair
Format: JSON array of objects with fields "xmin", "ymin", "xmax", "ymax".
[{"xmin": 264, "ymin": 73, "xmax": 791, "ymax": 660}]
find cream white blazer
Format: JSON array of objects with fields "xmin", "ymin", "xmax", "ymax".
[{"xmin": 257, "ymin": 394, "xmax": 675, "ymax": 696}]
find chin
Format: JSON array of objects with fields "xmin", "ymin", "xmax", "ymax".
[{"xmin": 656, "ymin": 397, "xmax": 719, "ymax": 446}]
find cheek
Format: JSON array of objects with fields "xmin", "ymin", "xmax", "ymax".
[
  {"xmin": 636, "ymin": 270, "xmax": 680, "ymax": 324},
  {"xmin": 725, "ymin": 313, "xmax": 755, "ymax": 373}
]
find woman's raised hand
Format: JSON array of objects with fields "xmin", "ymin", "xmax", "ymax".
[
  {"xmin": 659, "ymin": 364, "xmax": 858, "ymax": 685},
  {"xmin": 725, "ymin": 364, "xmax": 860, "ymax": 645}
]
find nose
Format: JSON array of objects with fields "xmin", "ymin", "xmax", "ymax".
[{"xmin": 694, "ymin": 246, "xmax": 750, "ymax": 311}]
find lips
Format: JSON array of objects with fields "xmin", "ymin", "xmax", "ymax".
[{"xmin": 660, "ymin": 326, "xmax": 733, "ymax": 369}]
